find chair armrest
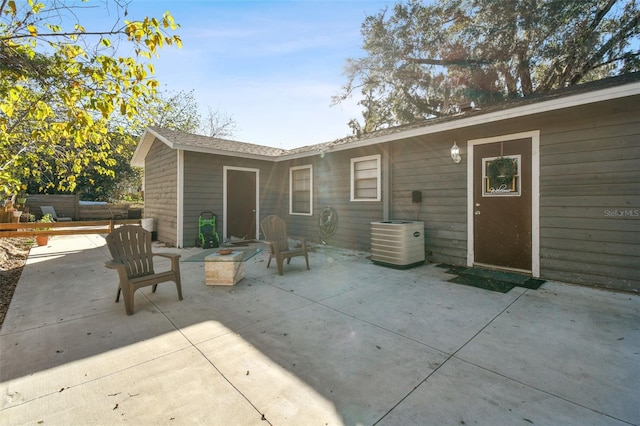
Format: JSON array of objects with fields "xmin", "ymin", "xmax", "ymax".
[
  {"xmin": 154, "ymin": 253, "xmax": 181, "ymax": 261},
  {"xmin": 263, "ymin": 240, "xmax": 282, "ymax": 256},
  {"xmin": 289, "ymin": 236, "xmax": 307, "ymax": 250},
  {"xmin": 154, "ymin": 252, "xmax": 181, "ymax": 271},
  {"xmin": 105, "ymin": 260, "xmax": 130, "ymax": 282},
  {"xmin": 104, "ymin": 260, "xmax": 125, "ymax": 271}
]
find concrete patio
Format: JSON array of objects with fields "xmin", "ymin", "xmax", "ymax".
[{"xmin": 0, "ymin": 233, "xmax": 638, "ymax": 425}]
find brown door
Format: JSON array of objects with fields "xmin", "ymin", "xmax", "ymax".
[
  {"xmin": 473, "ymin": 138, "xmax": 532, "ymax": 271},
  {"xmin": 226, "ymin": 169, "xmax": 257, "ymax": 240}
]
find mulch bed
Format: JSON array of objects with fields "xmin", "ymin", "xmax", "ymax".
[{"xmin": 0, "ymin": 238, "xmax": 31, "ymax": 328}]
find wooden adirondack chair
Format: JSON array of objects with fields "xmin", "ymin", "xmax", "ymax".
[
  {"xmin": 260, "ymin": 215, "xmax": 310, "ymax": 276},
  {"xmin": 104, "ymin": 225, "xmax": 183, "ymax": 315}
]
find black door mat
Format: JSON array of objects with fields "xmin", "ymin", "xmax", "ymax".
[
  {"xmin": 460, "ymin": 267, "xmax": 530, "ymax": 285},
  {"xmin": 518, "ymin": 277, "xmax": 546, "ymax": 290},
  {"xmin": 449, "ymin": 275, "xmax": 515, "ymax": 293},
  {"xmin": 437, "ymin": 264, "xmax": 546, "ymax": 291}
]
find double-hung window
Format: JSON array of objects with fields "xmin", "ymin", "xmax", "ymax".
[
  {"xmin": 351, "ymin": 154, "xmax": 381, "ymax": 201},
  {"xmin": 289, "ymin": 165, "xmax": 313, "ymax": 215}
]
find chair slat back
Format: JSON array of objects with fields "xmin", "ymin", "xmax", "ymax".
[
  {"xmin": 106, "ymin": 226, "xmax": 155, "ymax": 278},
  {"xmin": 40, "ymin": 206, "xmax": 59, "ymax": 220},
  {"xmin": 260, "ymin": 215, "xmax": 290, "ymax": 252}
]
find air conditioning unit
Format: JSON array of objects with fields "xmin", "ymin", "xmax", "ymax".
[{"xmin": 371, "ymin": 220, "xmax": 425, "ymax": 268}]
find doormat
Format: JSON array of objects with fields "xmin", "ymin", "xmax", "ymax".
[
  {"xmin": 438, "ymin": 264, "xmax": 546, "ymax": 292},
  {"xmin": 449, "ymin": 274, "xmax": 515, "ymax": 293},
  {"xmin": 461, "ymin": 267, "xmax": 530, "ymax": 285}
]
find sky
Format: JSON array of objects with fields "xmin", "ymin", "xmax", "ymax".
[{"xmin": 113, "ymin": 0, "xmax": 393, "ymax": 149}]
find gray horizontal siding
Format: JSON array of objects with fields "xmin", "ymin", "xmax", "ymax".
[
  {"xmin": 182, "ymin": 152, "xmax": 224, "ymax": 247},
  {"xmin": 144, "ymin": 141, "xmax": 178, "ymax": 245},
  {"xmin": 539, "ymin": 257, "xmax": 638, "ymax": 289},
  {"xmin": 182, "ymin": 152, "xmax": 283, "ymax": 247},
  {"xmin": 539, "ymin": 112, "xmax": 640, "ymax": 292},
  {"xmin": 142, "ymin": 94, "xmax": 638, "ymax": 293},
  {"xmin": 391, "ymin": 136, "xmax": 467, "ymax": 266},
  {"xmin": 283, "ymin": 147, "xmax": 385, "ymax": 251}
]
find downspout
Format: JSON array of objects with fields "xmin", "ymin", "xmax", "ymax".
[{"xmin": 177, "ymin": 149, "xmax": 184, "ymax": 248}]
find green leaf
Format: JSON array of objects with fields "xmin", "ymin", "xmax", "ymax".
[{"xmin": 0, "ymin": 3, "xmax": 182, "ymax": 195}]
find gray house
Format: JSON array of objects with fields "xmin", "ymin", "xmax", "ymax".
[{"xmin": 132, "ymin": 73, "xmax": 640, "ymax": 293}]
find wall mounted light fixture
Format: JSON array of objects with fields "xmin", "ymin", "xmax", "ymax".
[{"xmin": 451, "ymin": 142, "xmax": 461, "ymax": 164}]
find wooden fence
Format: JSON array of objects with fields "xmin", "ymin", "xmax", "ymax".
[
  {"xmin": 15, "ymin": 194, "xmax": 140, "ymax": 221},
  {"xmin": 0, "ymin": 219, "xmax": 141, "ymax": 238}
]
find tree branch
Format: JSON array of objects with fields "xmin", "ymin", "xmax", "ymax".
[
  {"xmin": 1, "ymin": 28, "xmax": 128, "ymax": 41},
  {"xmin": 405, "ymin": 57, "xmax": 494, "ymax": 67},
  {"xmin": 570, "ymin": 10, "xmax": 640, "ymax": 84}
]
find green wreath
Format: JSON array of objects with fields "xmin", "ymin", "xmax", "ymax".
[{"xmin": 487, "ymin": 157, "xmax": 517, "ymax": 188}]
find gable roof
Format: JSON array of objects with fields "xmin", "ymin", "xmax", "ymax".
[
  {"xmin": 132, "ymin": 126, "xmax": 286, "ymax": 167},
  {"xmin": 132, "ymin": 72, "xmax": 640, "ymax": 167}
]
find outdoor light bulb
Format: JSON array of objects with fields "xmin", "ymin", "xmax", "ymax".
[{"xmin": 451, "ymin": 142, "xmax": 461, "ymax": 163}]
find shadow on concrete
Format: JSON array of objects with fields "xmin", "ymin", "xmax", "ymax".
[{"xmin": 1, "ymin": 234, "xmax": 638, "ymax": 425}]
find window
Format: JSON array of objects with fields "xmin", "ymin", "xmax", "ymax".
[
  {"xmin": 351, "ymin": 154, "xmax": 381, "ymax": 201},
  {"xmin": 289, "ymin": 165, "xmax": 313, "ymax": 215}
]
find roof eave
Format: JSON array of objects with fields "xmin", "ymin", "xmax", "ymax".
[
  {"xmin": 171, "ymin": 143, "xmax": 279, "ymax": 161},
  {"xmin": 131, "ymin": 127, "xmax": 176, "ymax": 167},
  {"xmin": 285, "ymin": 80, "xmax": 640, "ymax": 157},
  {"xmin": 134, "ymin": 78, "xmax": 640, "ymax": 164}
]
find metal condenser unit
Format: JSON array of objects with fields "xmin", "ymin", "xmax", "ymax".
[{"xmin": 370, "ymin": 221, "xmax": 425, "ymax": 268}]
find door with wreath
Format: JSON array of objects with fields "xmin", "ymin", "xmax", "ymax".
[{"xmin": 473, "ymin": 138, "xmax": 532, "ymax": 271}]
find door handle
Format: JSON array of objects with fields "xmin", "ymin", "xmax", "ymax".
[{"xmin": 474, "ymin": 210, "xmax": 481, "ymax": 215}]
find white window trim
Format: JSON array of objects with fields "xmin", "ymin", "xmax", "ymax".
[
  {"xmin": 350, "ymin": 154, "xmax": 381, "ymax": 202},
  {"xmin": 289, "ymin": 164, "xmax": 313, "ymax": 216}
]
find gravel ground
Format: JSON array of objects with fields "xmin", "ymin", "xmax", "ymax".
[{"xmin": 0, "ymin": 238, "xmax": 31, "ymax": 328}]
